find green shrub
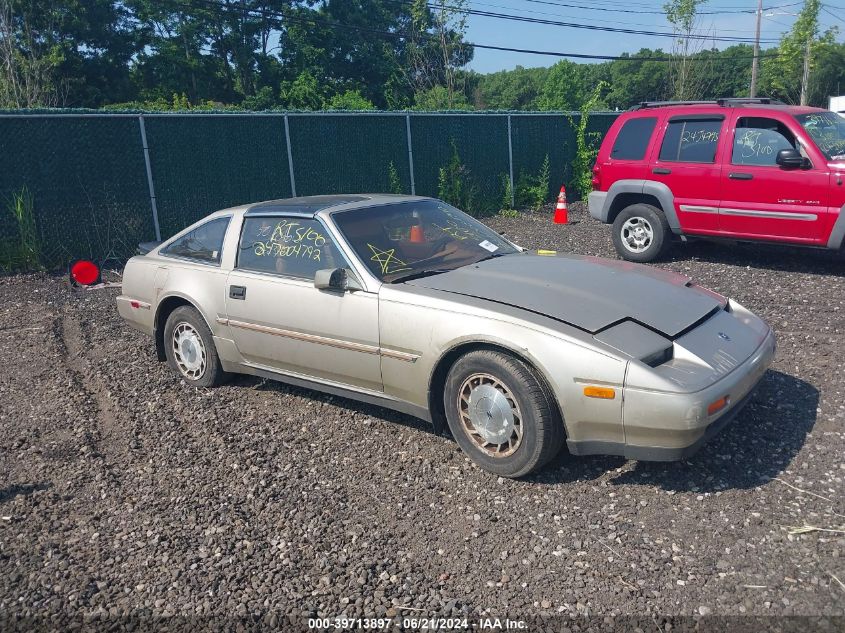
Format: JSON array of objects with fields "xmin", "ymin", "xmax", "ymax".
[
  {"xmin": 569, "ymin": 82, "xmax": 608, "ymax": 200},
  {"xmin": 437, "ymin": 140, "xmax": 476, "ymax": 214},
  {"xmin": 515, "ymin": 154, "xmax": 550, "ymax": 211},
  {"xmin": 387, "ymin": 161, "xmax": 404, "ymax": 194},
  {"xmin": 498, "ymin": 173, "xmax": 518, "ymax": 216}
]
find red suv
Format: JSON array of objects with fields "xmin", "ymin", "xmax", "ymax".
[{"xmin": 589, "ymin": 98, "xmax": 845, "ymax": 262}]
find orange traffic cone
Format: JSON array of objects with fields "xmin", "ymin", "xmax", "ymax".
[
  {"xmin": 553, "ymin": 186, "xmax": 568, "ymax": 224},
  {"xmin": 409, "ymin": 224, "xmax": 425, "ymax": 243}
]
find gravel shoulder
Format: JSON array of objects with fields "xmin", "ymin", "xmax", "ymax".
[{"xmin": 0, "ymin": 203, "xmax": 843, "ymax": 629}]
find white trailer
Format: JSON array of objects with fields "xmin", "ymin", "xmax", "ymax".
[{"xmin": 830, "ymin": 95, "xmax": 845, "ymax": 113}]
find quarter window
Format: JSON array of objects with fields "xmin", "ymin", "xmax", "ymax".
[
  {"xmin": 160, "ymin": 216, "xmax": 230, "ymax": 264},
  {"xmin": 237, "ymin": 217, "xmax": 348, "ymax": 279},
  {"xmin": 732, "ymin": 117, "xmax": 798, "ymax": 167},
  {"xmin": 610, "ymin": 117, "xmax": 657, "ymax": 160},
  {"xmin": 658, "ymin": 119, "xmax": 723, "ymax": 163}
]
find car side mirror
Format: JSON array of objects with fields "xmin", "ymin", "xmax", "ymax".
[
  {"xmin": 314, "ymin": 268, "xmax": 362, "ymax": 292},
  {"xmin": 776, "ymin": 148, "xmax": 810, "ymax": 169}
]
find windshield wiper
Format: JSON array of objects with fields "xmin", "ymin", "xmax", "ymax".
[
  {"xmin": 389, "ymin": 269, "xmax": 451, "ymax": 284},
  {"xmin": 474, "ymin": 252, "xmax": 510, "ymax": 264}
]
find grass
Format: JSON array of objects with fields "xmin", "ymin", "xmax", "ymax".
[{"xmin": 0, "ymin": 187, "xmax": 41, "ymax": 272}]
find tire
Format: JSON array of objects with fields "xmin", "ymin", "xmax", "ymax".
[
  {"xmin": 611, "ymin": 203, "xmax": 671, "ymax": 263},
  {"xmin": 443, "ymin": 350, "xmax": 564, "ymax": 478},
  {"xmin": 163, "ymin": 305, "xmax": 228, "ymax": 388}
]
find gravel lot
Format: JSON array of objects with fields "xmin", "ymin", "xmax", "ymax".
[{"xmin": 1, "ymin": 202, "xmax": 844, "ymax": 630}]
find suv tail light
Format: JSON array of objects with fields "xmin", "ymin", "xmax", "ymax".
[{"xmin": 591, "ymin": 164, "xmax": 602, "ymax": 190}]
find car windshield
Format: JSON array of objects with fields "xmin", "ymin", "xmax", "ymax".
[
  {"xmin": 331, "ymin": 200, "xmax": 519, "ymax": 282},
  {"xmin": 796, "ymin": 112, "xmax": 845, "ymax": 161}
]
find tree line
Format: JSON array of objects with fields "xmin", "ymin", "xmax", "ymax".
[{"xmin": 0, "ymin": 0, "xmax": 842, "ymax": 112}]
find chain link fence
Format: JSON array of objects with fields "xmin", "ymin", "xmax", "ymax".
[{"xmin": 0, "ymin": 111, "xmax": 619, "ymax": 269}]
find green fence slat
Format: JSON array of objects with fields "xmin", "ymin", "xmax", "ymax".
[
  {"xmin": 144, "ymin": 115, "xmax": 291, "ymax": 238},
  {"xmin": 287, "ymin": 115, "xmax": 410, "ymax": 197},
  {"xmin": 0, "ymin": 116, "xmax": 153, "ymax": 266},
  {"xmin": 0, "ymin": 111, "xmax": 620, "ymax": 269},
  {"xmin": 410, "ymin": 115, "xmax": 510, "ymax": 216}
]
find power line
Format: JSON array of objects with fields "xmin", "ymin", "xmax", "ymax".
[
  {"xmin": 466, "ymin": 0, "xmax": 776, "ymax": 33},
  {"xmin": 821, "ymin": 6, "xmax": 845, "ymax": 24},
  {"xmin": 415, "ymin": 1, "xmax": 780, "ymax": 43},
  {"xmin": 519, "ymin": 0, "xmax": 799, "ymax": 15},
  {"xmin": 190, "ymin": 0, "xmax": 785, "ymax": 64}
]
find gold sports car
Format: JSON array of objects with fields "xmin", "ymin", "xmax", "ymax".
[{"xmin": 118, "ymin": 195, "xmax": 775, "ymax": 477}]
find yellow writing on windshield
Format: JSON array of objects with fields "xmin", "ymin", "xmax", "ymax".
[
  {"xmin": 433, "ymin": 220, "xmax": 476, "ymax": 241},
  {"xmin": 367, "ymin": 244, "xmax": 411, "ymax": 275}
]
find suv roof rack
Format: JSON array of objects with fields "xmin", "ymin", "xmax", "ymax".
[{"xmin": 630, "ymin": 97, "xmax": 785, "ymax": 111}]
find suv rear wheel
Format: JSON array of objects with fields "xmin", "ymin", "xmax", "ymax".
[{"xmin": 612, "ymin": 203, "xmax": 670, "ymax": 263}]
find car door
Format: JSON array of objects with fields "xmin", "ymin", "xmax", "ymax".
[
  {"xmin": 224, "ymin": 213, "xmax": 382, "ymax": 392},
  {"xmin": 648, "ymin": 113, "xmax": 727, "ymax": 235},
  {"xmin": 719, "ymin": 113, "xmax": 830, "ymax": 243}
]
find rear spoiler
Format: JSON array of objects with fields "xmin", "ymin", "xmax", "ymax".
[{"xmin": 138, "ymin": 241, "xmax": 162, "ymax": 255}]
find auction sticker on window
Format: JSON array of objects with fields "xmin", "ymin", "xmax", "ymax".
[{"xmin": 478, "ymin": 240, "xmax": 499, "ymax": 253}]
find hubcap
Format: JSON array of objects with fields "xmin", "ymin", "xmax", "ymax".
[
  {"xmin": 172, "ymin": 322, "xmax": 206, "ymax": 380},
  {"xmin": 457, "ymin": 373, "xmax": 523, "ymax": 457},
  {"xmin": 620, "ymin": 216, "xmax": 654, "ymax": 253}
]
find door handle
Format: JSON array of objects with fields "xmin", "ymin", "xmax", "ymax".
[
  {"xmin": 652, "ymin": 167, "xmax": 672, "ymax": 175},
  {"xmin": 229, "ymin": 285, "xmax": 247, "ymax": 300},
  {"xmin": 729, "ymin": 172, "xmax": 754, "ymax": 180}
]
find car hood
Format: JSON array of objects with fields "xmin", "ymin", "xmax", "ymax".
[{"xmin": 405, "ymin": 252, "xmax": 722, "ymax": 337}]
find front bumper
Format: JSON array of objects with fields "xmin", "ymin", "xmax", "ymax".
[{"xmin": 568, "ymin": 328, "xmax": 776, "ymax": 461}]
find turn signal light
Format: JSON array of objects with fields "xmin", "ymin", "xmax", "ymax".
[
  {"xmin": 707, "ymin": 396, "xmax": 729, "ymax": 416},
  {"xmin": 584, "ymin": 386, "xmax": 616, "ymax": 399}
]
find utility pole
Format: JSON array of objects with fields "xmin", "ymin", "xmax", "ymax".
[
  {"xmin": 800, "ymin": 35, "xmax": 811, "ymax": 106},
  {"xmin": 750, "ymin": 0, "xmax": 763, "ymax": 97}
]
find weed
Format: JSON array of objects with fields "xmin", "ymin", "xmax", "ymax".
[
  {"xmin": 387, "ymin": 161, "xmax": 404, "ymax": 194},
  {"xmin": 569, "ymin": 82, "xmax": 608, "ymax": 200},
  {"xmin": 437, "ymin": 140, "xmax": 476, "ymax": 214},
  {"xmin": 0, "ymin": 187, "xmax": 41, "ymax": 272},
  {"xmin": 515, "ymin": 154, "xmax": 550, "ymax": 211}
]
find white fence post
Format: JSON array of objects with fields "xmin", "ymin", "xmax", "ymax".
[
  {"xmin": 284, "ymin": 114, "xmax": 297, "ymax": 197},
  {"xmin": 507, "ymin": 115, "xmax": 515, "ymax": 208},
  {"xmin": 138, "ymin": 115, "xmax": 161, "ymax": 241},
  {"xmin": 405, "ymin": 114, "xmax": 416, "ymax": 195}
]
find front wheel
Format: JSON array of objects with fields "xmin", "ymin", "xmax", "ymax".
[
  {"xmin": 611, "ymin": 203, "xmax": 671, "ymax": 263},
  {"xmin": 444, "ymin": 350, "xmax": 564, "ymax": 478}
]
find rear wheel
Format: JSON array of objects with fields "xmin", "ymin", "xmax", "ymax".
[
  {"xmin": 444, "ymin": 350, "xmax": 564, "ymax": 478},
  {"xmin": 163, "ymin": 305, "xmax": 228, "ymax": 388},
  {"xmin": 611, "ymin": 203, "xmax": 671, "ymax": 263}
]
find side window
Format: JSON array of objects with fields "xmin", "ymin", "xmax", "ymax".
[
  {"xmin": 610, "ymin": 117, "xmax": 657, "ymax": 160},
  {"xmin": 658, "ymin": 119, "xmax": 723, "ymax": 163},
  {"xmin": 160, "ymin": 216, "xmax": 230, "ymax": 264},
  {"xmin": 732, "ymin": 117, "xmax": 797, "ymax": 167},
  {"xmin": 237, "ymin": 216, "xmax": 348, "ymax": 280}
]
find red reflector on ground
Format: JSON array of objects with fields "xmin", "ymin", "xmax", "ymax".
[{"xmin": 70, "ymin": 260, "xmax": 100, "ymax": 286}]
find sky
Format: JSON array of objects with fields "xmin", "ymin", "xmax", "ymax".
[{"xmin": 462, "ymin": 0, "xmax": 845, "ymax": 73}]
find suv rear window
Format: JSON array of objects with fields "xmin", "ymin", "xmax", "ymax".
[
  {"xmin": 610, "ymin": 117, "xmax": 657, "ymax": 160},
  {"xmin": 659, "ymin": 119, "xmax": 722, "ymax": 163}
]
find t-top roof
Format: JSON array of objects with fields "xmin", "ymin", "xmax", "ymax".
[{"xmin": 242, "ymin": 194, "xmax": 427, "ymax": 217}]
